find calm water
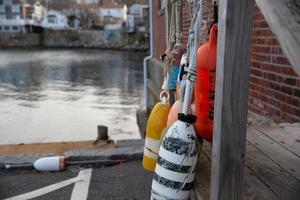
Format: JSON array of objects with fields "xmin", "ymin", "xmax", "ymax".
[{"xmin": 0, "ymin": 49, "xmax": 145, "ymax": 145}]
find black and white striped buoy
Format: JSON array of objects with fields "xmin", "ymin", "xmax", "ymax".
[{"xmin": 151, "ymin": 113, "xmax": 197, "ymax": 200}]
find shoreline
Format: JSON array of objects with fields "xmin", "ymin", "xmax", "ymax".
[{"xmin": 0, "ymin": 46, "xmax": 149, "ymax": 52}]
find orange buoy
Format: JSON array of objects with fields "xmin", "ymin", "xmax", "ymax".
[
  {"xmin": 167, "ymin": 79, "xmax": 196, "ymax": 126},
  {"xmin": 167, "ymin": 78, "xmax": 186, "ymax": 126},
  {"xmin": 194, "ymin": 24, "xmax": 218, "ymax": 142}
]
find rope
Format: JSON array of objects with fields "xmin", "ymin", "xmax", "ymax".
[
  {"xmin": 161, "ymin": 0, "xmax": 181, "ymax": 91},
  {"xmin": 182, "ymin": 0, "xmax": 207, "ymax": 115},
  {"xmin": 174, "ymin": 0, "xmax": 183, "ymax": 45},
  {"xmin": 165, "ymin": 0, "xmax": 170, "ymax": 49}
]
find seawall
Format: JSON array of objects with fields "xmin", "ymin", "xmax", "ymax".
[{"xmin": 0, "ymin": 30, "xmax": 149, "ymax": 51}]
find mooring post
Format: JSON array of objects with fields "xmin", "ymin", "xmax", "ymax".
[{"xmin": 97, "ymin": 125, "xmax": 108, "ymax": 141}]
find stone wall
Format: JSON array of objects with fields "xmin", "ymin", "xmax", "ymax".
[
  {"xmin": 0, "ymin": 33, "xmax": 41, "ymax": 48},
  {"xmin": 43, "ymin": 30, "xmax": 148, "ymax": 50},
  {"xmin": 0, "ymin": 30, "xmax": 148, "ymax": 51}
]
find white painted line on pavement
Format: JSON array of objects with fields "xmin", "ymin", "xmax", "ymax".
[
  {"xmin": 71, "ymin": 168, "xmax": 92, "ymax": 200},
  {"xmin": 4, "ymin": 169, "xmax": 92, "ymax": 200}
]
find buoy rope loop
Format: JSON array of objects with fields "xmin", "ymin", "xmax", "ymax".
[{"xmin": 160, "ymin": 90, "xmax": 170, "ymax": 102}]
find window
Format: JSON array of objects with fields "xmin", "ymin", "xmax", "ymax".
[
  {"xmin": 0, "ymin": 26, "xmax": 2, "ymax": 31},
  {"xmin": 0, "ymin": 0, "xmax": 3, "ymax": 5},
  {"xmin": 19, "ymin": 5, "xmax": 23, "ymax": 18},
  {"xmin": 5, "ymin": 6, "xmax": 12, "ymax": 19},
  {"xmin": 12, "ymin": 26, "xmax": 18, "ymax": 31},
  {"xmin": 48, "ymin": 15, "xmax": 57, "ymax": 24},
  {"xmin": 4, "ymin": 26, "xmax": 9, "ymax": 31},
  {"xmin": 160, "ymin": 0, "xmax": 165, "ymax": 10}
]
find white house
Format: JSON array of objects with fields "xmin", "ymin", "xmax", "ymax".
[
  {"xmin": 0, "ymin": 0, "xmax": 34, "ymax": 32},
  {"xmin": 100, "ymin": 2, "xmax": 127, "ymax": 30},
  {"xmin": 41, "ymin": 10, "xmax": 69, "ymax": 30},
  {"xmin": 129, "ymin": 3, "xmax": 149, "ymax": 25},
  {"xmin": 100, "ymin": 2, "xmax": 127, "ymax": 21}
]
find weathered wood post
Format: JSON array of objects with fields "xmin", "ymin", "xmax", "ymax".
[{"xmin": 210, "ymin": 0, "xmax": 254, "ymax": 199}]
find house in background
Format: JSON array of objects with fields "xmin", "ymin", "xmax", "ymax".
[
  {"xmin": 100, "ymin": 1, "xmax": 127, "ymax": 30},
  {"xmin": 41, "ymin": 10, "xmax": 69, "ymax": 30},
  {"xmin": 0, "ymin": 0, "xmax": 34, "ymax": 33},
  {"xmin": 129, "ymin": 3, "xmax": 148, "ymax": 25},
  {"xmin": 69, "ymin": 3, "xmax": 102, "ymax": 30}
]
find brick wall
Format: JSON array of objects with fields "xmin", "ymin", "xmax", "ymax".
[
  {"xmin": 151, "ymin": 1, "xmax": 300, "ymax": 123},
  {"xmin": 153, "ymin": 0, "xmax": 166, "ymax": 59},
  {"xmin": 249, "ymin": 4, "xmax": 300, "ymax": 123}
]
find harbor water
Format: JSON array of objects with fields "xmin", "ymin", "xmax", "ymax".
[{"xmin": 0, "ymin": 49, "xmax": 145, "ymax": 145}]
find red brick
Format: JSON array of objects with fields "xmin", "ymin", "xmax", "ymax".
[
  {"xmin": 252, "ymin": 37, "xmax": 279, "ymax": 46},
  {"xmin": 251, "ymin": 53, "xmax": 271, "ymax": 62},
  {"xmin": 253, "ymin": 12, "xmax": 265, "ymax": 21},
  {"xmin": 283, "ymin": 77, "xmax": 297, "ymax": 86},
  {"xmin": 286, "ymin": 96, "xmax": 299, "ymax": 107},
  {"xmin": 250, "ymin": 76, "xmax": 259, "ymax": 83},
  {"xmin": 272, "ymin": 56, "xmax": 290, "ymax": 65},
  {"xmin": 282, "ymin": 67, "xmax": 298, "ymax": 77},
  {"xmin": 294, "ymin": 88, "xmax": 300, "ymax": 98},
  {"xmin": 274, "ymin": 91, "xmax": 286, "ymax": 101},
  {"xmin": 253, "ymin": 21, "xmax": 269, "ymax": 28},
  {"xmin": 251, "ymin": 69, "xmax": 263, "ymax": 77},
  {"xmin": 269, "ymin": 82, "xmax": 280, "ymax": 90},
  {"xmin": 252, "ymin": 45, "xmax": 271, "ymax": 54},
  {"xmin": 271, "ymin": 46, "xmax": 284, "ymax": 55},
  {"xmin": 281, "ymin": 86, "xmax": 293, "ymax": 95},
  {"xmin": 252, "ymin": 29, "xmax": 273, "ymax": 37}
]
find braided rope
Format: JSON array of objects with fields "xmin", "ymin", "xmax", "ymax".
[{"xmin": 182, "ymin": 0, "xmax": 207, "ymax": 115}]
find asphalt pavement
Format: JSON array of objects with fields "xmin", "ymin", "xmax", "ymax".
[{"xmin": 0, "ymin": 160, "xmax": 153, "ymax": 200}]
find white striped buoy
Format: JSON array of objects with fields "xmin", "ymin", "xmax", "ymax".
[{"xmin": 151, "ymin": 114, "xmax": 198, "ymax": 200}]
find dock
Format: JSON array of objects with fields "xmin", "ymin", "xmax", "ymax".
[{"xmin": 194, "ymin": 123, "xmax": 300, "ymax": 200}]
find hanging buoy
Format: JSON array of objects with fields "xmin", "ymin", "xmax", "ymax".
[
  {"xmin": 143, "ymin": 91, "xmax": 171, "ymax": 172},
  {"xmin": 167, "ymin": 79, "xmax": 186, "ymax": 126},
  {"xmin": 195, "ymin": 24, "xmax": 218, "ymax": 142},
  {"xmin": 151, "ymin": 114, "xmax": 197, "ymax": 200},
  {"xmin": 176, "ymin": 54, "xmax": 188, "ymax": 100},
  {"xmin": 34, "ymin": 156, "xmax": 65, "ymax": 172},
  {"xmin": 168, "ymin": 44, "xmax": 185, "ymax": 91},
  {"xmin": 151, "ymin": 1, "xmax": 205, "ymax": 199}
]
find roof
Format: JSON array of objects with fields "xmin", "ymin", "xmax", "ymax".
[
  {"xmin": 130, "ymin": 3, "xmax": 149, "ymax": 9},
  {"xmin": 101, "ymin": 2, "xmax": 125, "ymax": 9},
  {"xmin": 47, "ymin": 9, "xmax": 67, "ymax": 16},
  {"xmin": 71, "ymin": 3, "xmax": 101, "ymax": 9}
]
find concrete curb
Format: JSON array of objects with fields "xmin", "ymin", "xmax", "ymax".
[{"xmin": 0, "ymin": 139, "xmax": 145, "ymax": 169}]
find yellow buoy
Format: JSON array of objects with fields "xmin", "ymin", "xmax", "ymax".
[{"xmin": 143, "ymin": 91, "xmax": 171, "ymax": 172}]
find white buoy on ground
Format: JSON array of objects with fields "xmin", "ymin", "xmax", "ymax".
[{"xmin": 34, "ymin": 156, "xmax": 65, "ymax": 172}]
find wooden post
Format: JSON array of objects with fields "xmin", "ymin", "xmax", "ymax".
[
  {"xmin": 97, "ymin": 125, "xmax": 108, "ymax": 141},
  {"xmin": 210, "ymin": 0, "xmax": 254, "ymax": 200}
]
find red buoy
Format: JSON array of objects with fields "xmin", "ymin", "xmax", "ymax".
[{"xmin": 194, "ymin": 24, "xmax": 218, "ymax": 142}]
